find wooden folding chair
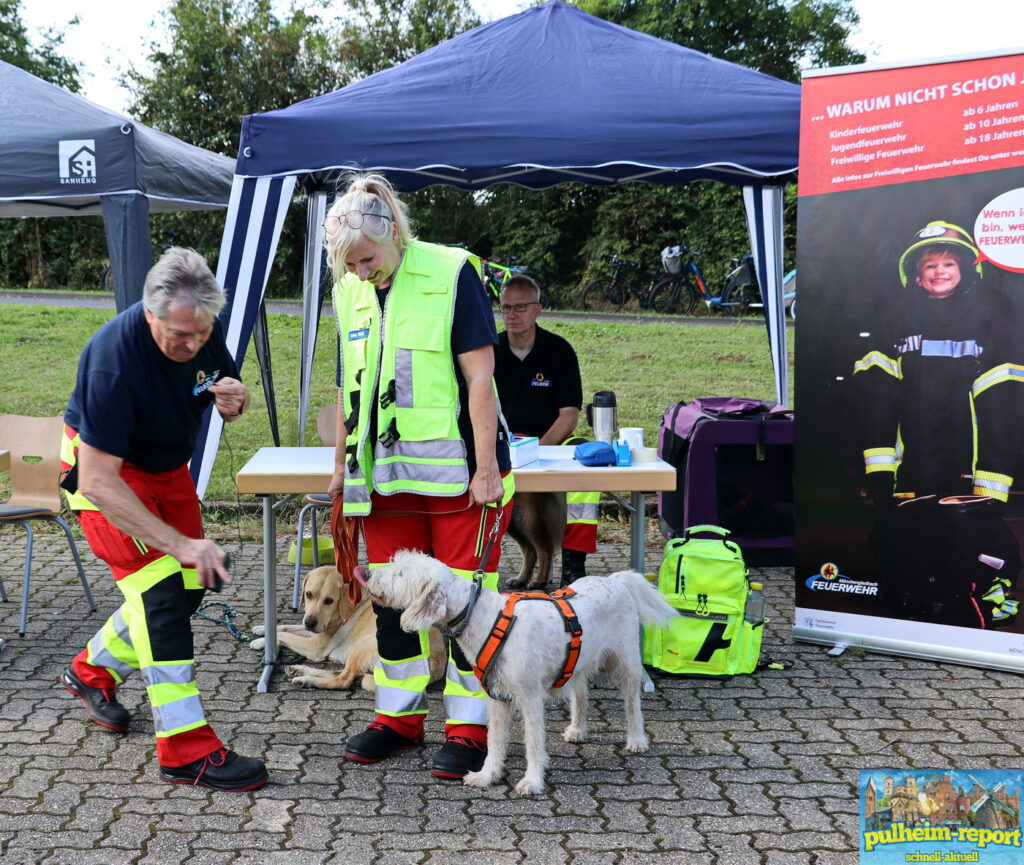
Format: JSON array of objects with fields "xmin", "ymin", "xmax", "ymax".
[{"xmin": 0, "ymin": 415, "xmax": 96, "ymax": 635}]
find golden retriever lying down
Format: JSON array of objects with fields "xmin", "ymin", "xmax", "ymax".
[{"xmin": 249, "ymin": 565, "xmax": 446, "ymax": 691}]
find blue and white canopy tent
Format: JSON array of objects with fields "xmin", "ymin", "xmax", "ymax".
[
  {"xmin": 194, "ymin": 0, "xmax": 800, "ymax": 496},
  {"xmin": 0, "ymin": 60, "xmax": 233, "ymax": 312}
]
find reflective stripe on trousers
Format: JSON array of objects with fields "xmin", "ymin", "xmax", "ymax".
[
  {"xmin": 79, "ymin": 554, "xmax": 222, "ymax": 765},
  {"xmin": 370, "ymin": 563, "xmax": 497, "ymax": 725}
]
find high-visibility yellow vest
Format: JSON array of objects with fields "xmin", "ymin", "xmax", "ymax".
[{"xmin": 334, "ymin": 240, "xmax": 482, "ymax": 516}]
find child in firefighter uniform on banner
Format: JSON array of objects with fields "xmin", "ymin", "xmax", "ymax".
[{"xmin": 853, "ymin": 220, "xmax": 1024, "ymax": 628}]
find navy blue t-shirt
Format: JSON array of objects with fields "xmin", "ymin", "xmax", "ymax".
[
  {"xmin": 65, "ymin": 302, "xmax": 239, "ymax": 474},
  {"xmin": 336, "ymin": 263, "xmax": 511, "ymax": 474}
]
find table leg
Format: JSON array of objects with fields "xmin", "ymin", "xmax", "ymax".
[
  {"xmin": 629, "ymin": 490, "xmax": 646, "ymax": 573},
  {"xmin": 627, "ymin": 490, "xmax": 657, "ymax": 692},
  {"xmin": 258, "ymin": 493, "xmax": 278, "ymax": 693}
]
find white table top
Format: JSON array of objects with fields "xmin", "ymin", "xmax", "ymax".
[{"xmin": 235, "ymin": 445, "xmax": 676, "ymax": 496}]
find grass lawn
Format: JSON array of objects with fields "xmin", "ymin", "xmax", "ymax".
[{"xmin": 0, "ymin": 303, "xmax": 792, "ymax": 508}]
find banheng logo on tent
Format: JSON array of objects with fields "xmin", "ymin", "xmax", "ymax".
[{"xmin": 58, "ymin": 139, "xmax": 97, "ymax": 185}]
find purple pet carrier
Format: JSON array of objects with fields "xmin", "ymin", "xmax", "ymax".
[{"xmin": 658, "ymin": 398, "xmax": 794, "ymax": 565}]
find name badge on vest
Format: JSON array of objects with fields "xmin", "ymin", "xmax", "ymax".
[{"xmin": 348, "ymin": 328, "xmax": 370, "ymax": 341}]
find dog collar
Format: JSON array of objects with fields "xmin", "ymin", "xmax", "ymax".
[{"xmin": 444, "ymin": 571, "xmax": 484, "ymax": 638}]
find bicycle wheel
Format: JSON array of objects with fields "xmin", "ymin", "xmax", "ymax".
[
  {"xmin": 581, "ymin": 277, "xmax": 626, "ymax": 313},
  {"xmin": 647, "ymin": 275, "xmax": 697, "ymax": 315},
  {"xmin": 722, "ymin": 282, "xmax": 761, "ymax": 318}
]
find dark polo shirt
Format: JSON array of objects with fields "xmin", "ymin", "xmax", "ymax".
[{"xmin": 494, "ymin": 325, "xmax": 582, "ymax": 438}]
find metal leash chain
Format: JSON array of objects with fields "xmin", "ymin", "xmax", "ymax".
[{"xmin": 194, "ymin": 601, "xmax": 247, "ymax": 641}]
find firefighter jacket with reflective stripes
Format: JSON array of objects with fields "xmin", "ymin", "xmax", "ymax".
[
  {"xmin": 334, "ymin": 240, "xmax": 482, "ymax": 515},
  {"xmin": 852, "ymin": 292, "xmax": 1024, "ymax": 501}
]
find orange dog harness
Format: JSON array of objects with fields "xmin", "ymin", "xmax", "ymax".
[{"xmin": 473, "ymin": 587, "xmax": 583, "ymax": 696}]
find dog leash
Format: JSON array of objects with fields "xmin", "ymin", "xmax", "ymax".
[
  {"xmin": 443, "ymin": 506, "xmax": 503, "ymax": 639},
  {"xmin": 194, "ymin": 602, "xmax": 248, "ymax": 641}
]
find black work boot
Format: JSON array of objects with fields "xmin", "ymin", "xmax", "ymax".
[
  {"xmin": 430, "ymin": 736, "xmax": 487, "ymax": 779},
  {"xmin": 59, "ymin": 666, "xmax": 131, "ymax": 732},
  {"xmin": 343, "ymin": 721, "xmax": 424, "ymax": 763},
  {"xmin": 158, "ymin": 748, "xmax": 269, "ymax": 791},
  {"xmin": 560, "ymin": 548, "xmax": 588, "ymax": 587}
]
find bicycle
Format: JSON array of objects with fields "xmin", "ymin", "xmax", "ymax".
[
  {"xmin": 481, "ymin": 258, "xmax": 513, "ymax": 304},
  {"xmin": 579, "ymin": 254, "xmax": 661, "ymax": 312},
  {"xmin": 481, "ymin": 256, "xmax": 549, "ymax": 306},
  {"xmin": 649, "ymin": 245, "xmax": 761, "ymax": 317}
]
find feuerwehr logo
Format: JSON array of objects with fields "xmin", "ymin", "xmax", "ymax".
[
  {"xmin": 58, "ymin": 139, "xmax": 97, "ymax": 185},
  {"xmin": 805, "ymin": 562, "xmax": 879, "ymax": 597},
  {"xmin": 193, "ymin": 369, "xmax": 222, "ymax": 396}
]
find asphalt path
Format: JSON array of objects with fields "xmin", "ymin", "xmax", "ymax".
[{"xmin": 0, "ymin": 289, "xmax": 784, "ymax": 326}]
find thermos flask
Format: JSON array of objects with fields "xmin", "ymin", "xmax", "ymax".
[{"xmin": 586, "ymin": 391, "xmax": 618, "ymax": 444}]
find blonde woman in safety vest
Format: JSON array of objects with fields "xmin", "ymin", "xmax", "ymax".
[{"xmin": 324, "ymin": 173, "xmax": 514, "ymax": 778}]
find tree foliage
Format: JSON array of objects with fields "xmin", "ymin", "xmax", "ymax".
[
  {"xmin": 126, "ymin": 0, "xmax": 345, "ymax": 154},
  {"xmin": 121, "ymin": 0, "xmax": 348, "ymax": 289},
  {"xmin": 337, "ymin": 0, "xmax": 479, "ymax": 75},
  {"xmin": 0, "ymin": 0, "xmax": 80, "ymax": 89},
  {"xmin": 0, "ymin": 0, "xmax": 862, "ymax": 301},
  {"xmin": 577, "ymin": 0, "xmax": 863, "ymax": 81},
  {"xmin": 0, "ymin": 0, "xmax": 95, "ymax": 290}
]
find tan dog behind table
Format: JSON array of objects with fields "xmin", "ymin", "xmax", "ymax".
[{"xmin": 249, "ymin": 565, "xmax": 446, "ymax": 690}]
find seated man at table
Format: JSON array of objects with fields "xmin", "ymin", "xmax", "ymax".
[{"xmin": 493, "ymin": 275, "xmax": 599, "ymax": 585}]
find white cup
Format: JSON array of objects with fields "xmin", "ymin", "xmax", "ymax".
[{"xmin": 619, "ymin": 427, "xmax": 644, "ymax": 449}]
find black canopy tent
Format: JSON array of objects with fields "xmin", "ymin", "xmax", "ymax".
[{"xmin": 0, "ymin": 59, "xmax": 234, "ymax": 311}]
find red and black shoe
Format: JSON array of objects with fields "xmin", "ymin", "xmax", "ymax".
[
  {"xmin": 343, "ymin": 721, "xmax": 424, "ymax": 763},
  {"xmin": 158, "ymin": 748, "xmax": 268, "ymax": 791},
  {"xmin": 59, "ymin": 666, "xmax": 130, "ymax": 732},
  {"xmin": 430, "ymin": 736, "xmax": 488, "ymax": 779}
]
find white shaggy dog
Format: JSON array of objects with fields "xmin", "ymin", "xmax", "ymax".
[{"xmin": 366, "ymin": 549, "xmax": 676, "ymax": 795}]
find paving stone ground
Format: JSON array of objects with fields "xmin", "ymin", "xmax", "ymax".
[{"xmin": 3, "ymin": 513, "xmax": 1024, "ymax": 864}]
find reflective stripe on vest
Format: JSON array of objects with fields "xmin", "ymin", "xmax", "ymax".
[
  {"xmin": 334, "ymin": 240, "xmax": 482, "ymax": 515},
  {"xmin": 371, "ymin": 438, "xmax": 470, "ymax": 495},
  {"xmin": 853, "ymin": 350, "xmax": 901, "ymax": 379},
  {"xmin": 893, "ymin": 334, "xmax": 985, "ymax": 359},
  {"xmin": 973, "ymin": 362, "xmax": 1024, "ymax": 398},
  {"xmin": 974, "ymin": 470, "xmax": 1013, "ymax": 502},
  {"xmin": 864, "ymin": 447, "xmax": 898, "ymax": 474}
]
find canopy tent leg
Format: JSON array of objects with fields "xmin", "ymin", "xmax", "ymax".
[
  {"xmin": 252, "ymin": 300, "xmax": 280, "ymax": 447},
  {"xmin": 100, "ymin": 193, "xmax": 152, "ymax": 311},
  {"xmin": 298, "ymin": 191, "xmax": 329, "ymax": 444},
  {"xmin": 742, "ymin": 185, "xmax": 788, "ymax": 407}
]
